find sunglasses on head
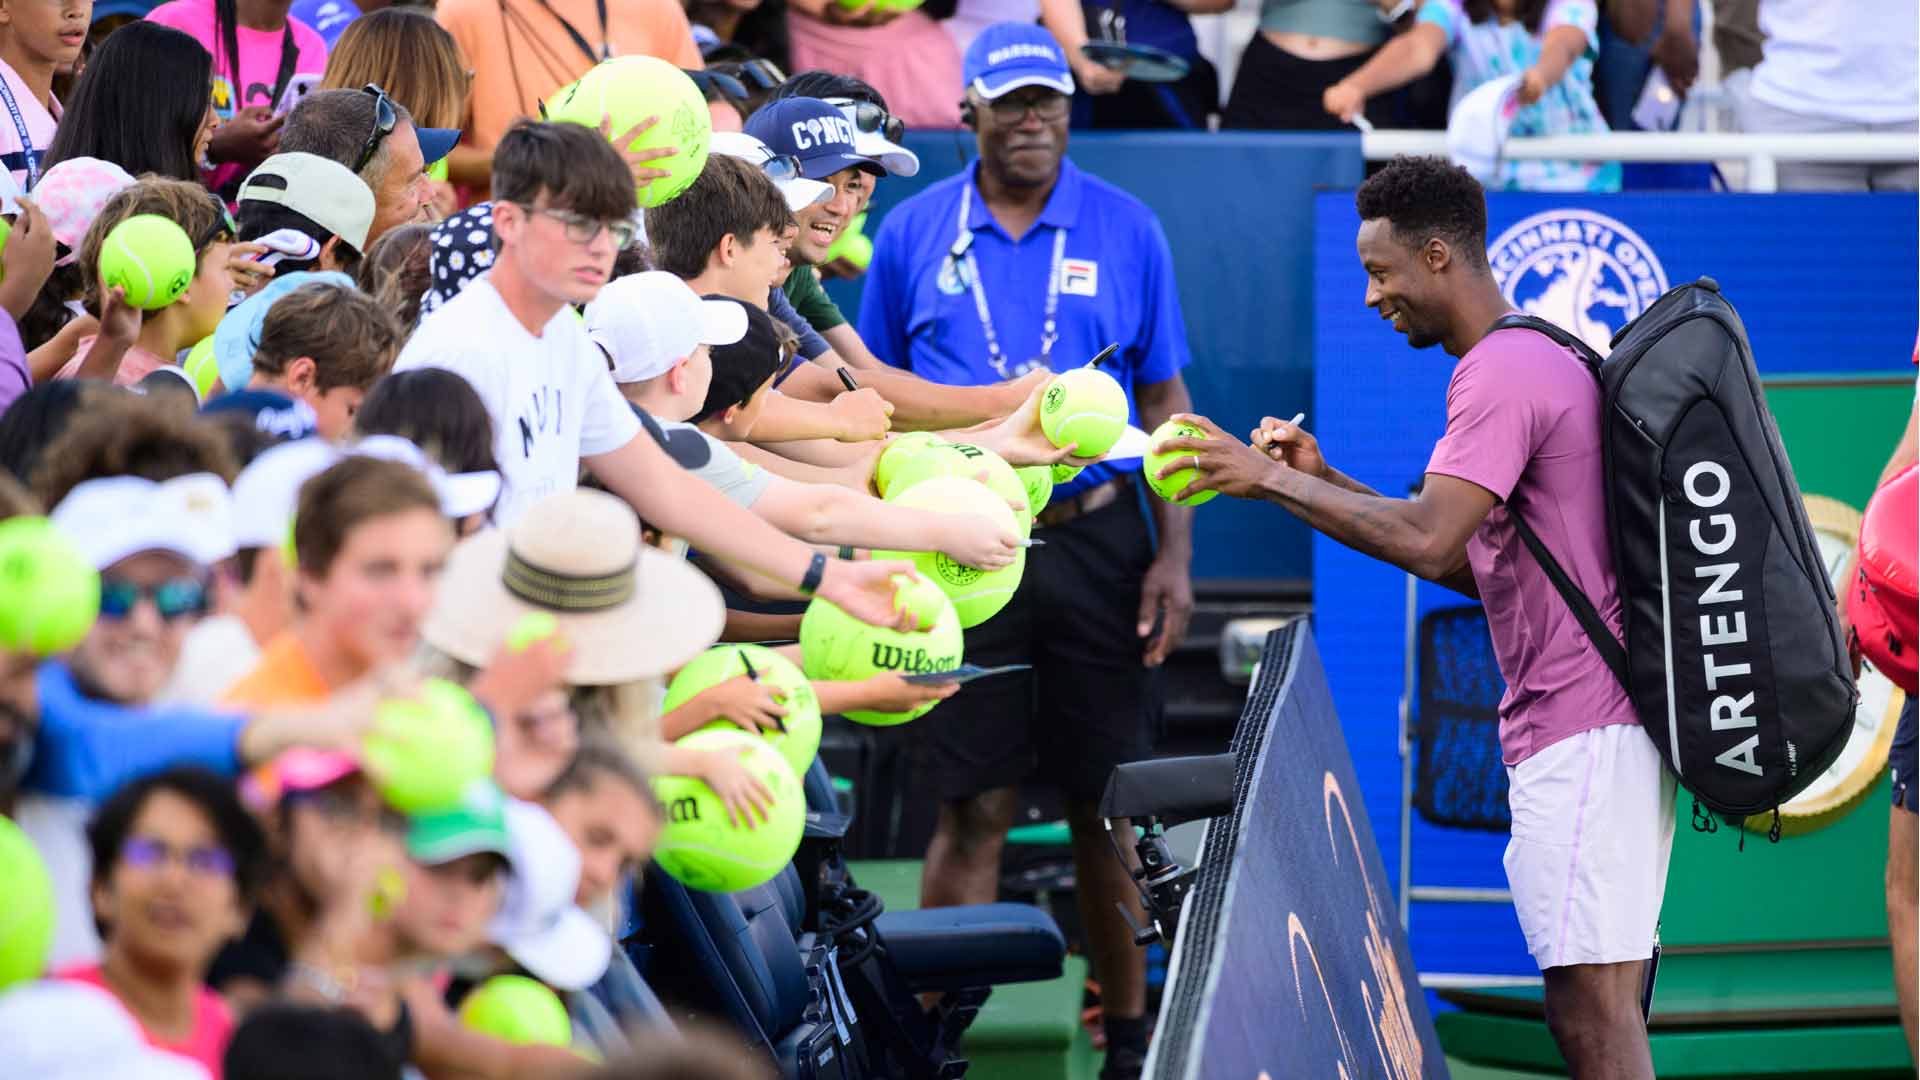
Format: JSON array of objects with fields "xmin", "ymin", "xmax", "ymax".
[
  {"xmin": 729, "ymin": 59, "xmax": 786, "ymax": 91},
  {"xmin": 352, "ymin": 84, "xmax": 399, "ymax": 174},
  {"xmin": 757, "ymin": 151, "xmax": 805, "ymax": 185},
  {"xmin": 98, "ymin": 576, "xmax": 208, "ymax": 621},
  {"xmin": 686, "ymin": 68, "xmax": 748, "ymax": 103},
  {"xmin": 832, "ymin": 99, "xmax": 903, "ymax": 144}
]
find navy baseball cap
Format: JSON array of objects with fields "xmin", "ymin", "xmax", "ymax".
[
  {"xmin": 416, "ymin": 127, "xmax": 460, "ymax": 167},
  {"xmin": 963, "ymin": 23, "xmax": 1076, "ymax": 100},
  {"xmin": 744, "ymin": 98, "xmax": 883, "ymax": 180}
]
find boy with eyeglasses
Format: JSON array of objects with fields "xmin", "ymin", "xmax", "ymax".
[{"xmin": 396, "ymin": 120, "xmax": 926, "ymax": 633}]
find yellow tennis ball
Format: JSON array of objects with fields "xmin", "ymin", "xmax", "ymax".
[
  {"xmin": 459, "ymin": 975, "xmax": 573, "ymax": 1047},
  {"xmin": 663, "ymin": 644, "xmax": 823, "ymax": 780},
  {"xmin": 890, "ymin": 571, "xmax": 946, "ymax": 630},
  {"xmin": 653, "ymin": 729, "xmax": 805, "ymax": 892},
  {"xmin": 182, "ymin": 337, "xmax": 219, "ymax": 398},
  {"xmin": 1142, "ymin": 419, "xmax": 1219, "ymax": 507},
  {"xmin": 99, "ymin": 214, "xmax": 196, "ymax": 310},
  {"xmin": 799, "ymin": 583, "xmax": 963, "ymax": 726},
  {"xmin": 0, "ymin": 816, "xmax": 52, "ymax": 991},
  {"xmin": 1015, "ymin": 465, "xmax": 1054, "ymax": 519},
  {"xmin": 0, "ymin": 516, "xmax": 100, "ymax": 656},
  {"xmin": 886, "ymin": 442, "xmax": 1031, "ymax": 535},
  {"xmin": 1051, "ymin": 463, "xmax": 1083, "ymax": 485},
  {"xmin": 362, "ymin": 679, "xmax": 496, "ymax": 814},
  {"xmin": 544, "ymin": 56, "xmax": 711, "ymax": 208},
  {"xmin": 0, "ymin": 215, "xmax": 13, "ymax": 285},
  {"xmin": 507, "ymin": 611, "xmax": 560, "ymax": 651},
  {"xmin": 872, "ymin": 431, "xmax": 947, "ymax": 497},
  {"xmin": 1040, "ymin": 368, "xmax": 1129, "ymax": 458},
  {"xmin": 876, "ymin": 476, "xmax": 1023, "ymax": 629}
]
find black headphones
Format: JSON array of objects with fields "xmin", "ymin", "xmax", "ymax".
[{"xmin": 958, "ymin": 98, "xmax": 976, "ymax": 129}]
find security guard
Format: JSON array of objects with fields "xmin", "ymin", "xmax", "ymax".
[{"xmin": 857, "ymin": 23, "xmax": 1196, "ymax": 1079}]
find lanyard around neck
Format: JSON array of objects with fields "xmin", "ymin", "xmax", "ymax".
[
  {"xmin": 0, "ymin": 77, "xmax": 39, "ymax": 189},
  {"xmin": 532, "ymin": 0, "xmax": 611, "ymax": 64},
  {"xmin": 954, "ymin": 181, "xmax": 1065, "ymax": 381}
]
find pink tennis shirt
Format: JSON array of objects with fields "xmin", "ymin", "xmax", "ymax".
[{"xmin": 1425, "ymin": 326, "xmax": 1638, "ymax": 765}]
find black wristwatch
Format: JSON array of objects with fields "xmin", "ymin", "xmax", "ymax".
[{"xmin": 799, "ymin": 552, "xmax": 827, "ymax": 596}]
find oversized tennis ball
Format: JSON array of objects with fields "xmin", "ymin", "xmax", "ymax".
[
  {"xmin": 1143, "ymin": 419, "xmax": 1219, "ymax": 507},
  {"xmin": 887, "ymin": 442, "xmax": 1032, "ymax": 535},
  {"xmin": 362, "ymin": 678, "xmax": 495, "ymax": 814},
  {"xmin": 460, "ymin": 975, "xmax": 573, "ymax": 1047},
  {"xmin": 663, "ymin": 644, "xmax": 823, "ymax": 779},
  {"xmin": 653, "ymin": 729, "xmax": 805, "ymax": 892},
  {"xmin": 876, "ymin": 476, "xmax": 1024, "ymax": 629},
  {"xmin": 544, "ymin": 56, "xmax": 711, "ymax": 208},
  {"xmin": 822, "ymin": 211, "xmax": 873, "ymax": 268},
  {"xmin": 0, "ymin": 215, "xmax": 12, "ymax": 284},
  {"xmin": 872, "ymin": 430, "xmax": 946, "ymax": 497},
  {"xmin": 1040, "ymin": 368, "xmax": 1129, "ymax": 458},
  {"xmin": 1015, "ymin": 465, "xmax": 1054, "ymax": 519},
  {"xmin": 0, "ymin": 516, "xmax": 100, "ymax": 655},
  {"xmin": 1051, "ymin": 463, "xmax": 1083, "ymax": 485},
  {"xmin": 507, "ymin": 611, "xmax": 560, "ymax": 651},
  {"xmin": 0, "ymin": 816, "xmax": 52, "ymax": 990},
  {"xmin": 182, "ymin": 337, "xmax": 219, "ymax": 398},
  {"xmin": 99, "ymin": 214, "xmax": 196, "ymax": 310},
  {"xmin": 799, "ymin": 583, "xmax": 963, "ymax": 725}
]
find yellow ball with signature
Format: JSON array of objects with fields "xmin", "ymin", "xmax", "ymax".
[{"xmin": 544, "ymin": 56, "xmax": 711, "ymax": 208}]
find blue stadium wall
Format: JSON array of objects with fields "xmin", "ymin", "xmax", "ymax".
[{"xmin": 838, "ymin": 134, "xmax": 1918, "ymax": 980}]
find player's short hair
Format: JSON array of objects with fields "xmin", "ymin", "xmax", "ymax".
[{"xmin": 1354, "ymin": 155, "xmax": 1489, "ymax": 270}]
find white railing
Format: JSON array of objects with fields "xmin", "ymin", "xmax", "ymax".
[{"xmin": 1361, "ymin": 130, "xmax": 1920, "ymax": 192}]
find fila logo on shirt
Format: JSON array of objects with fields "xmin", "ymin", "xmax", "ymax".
[
  {"xmin": 1060, "ymin": 259, "xmax": 1098, "ymax": 297},
  {"xmin": 789, "ymin": 116, "xmax": 857, "ymax": 151}
]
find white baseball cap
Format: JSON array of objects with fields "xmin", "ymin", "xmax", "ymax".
[
  {"xmin": 586, "ymin": 271, "xmax": 749, "ymax": 385},
  {"xmin": 0, "ymin": 981, "xmax": 212, "ymax": 1080},
  {"xmin": 490, "ymin": 799, "xmax": 611, "ymax": 992},
  {"xmin": 1446, "ymin": 73, "xmax": 1523, "ymax": 185},
  {"xmin": 238, "ymin": 152, "xmax": 377, "ymax": 254},
  {"xmin": 229, "ymin": 435, "xmax": 501, "ymax": 551},
  {"xmin": 51, "ymin": 473, "xmax": 234, "ymax": 571},
  {"xmin": 709, "ymin": 131, "xmax": 834, "ymax": 214}
]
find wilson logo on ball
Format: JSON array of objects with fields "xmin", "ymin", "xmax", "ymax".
[{"xmin": 869, "ymin": 643, "xmax": 960, "ymax": 675}]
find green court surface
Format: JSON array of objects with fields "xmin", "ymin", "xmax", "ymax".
[{"xmin": 848, "ymin": 858, "xmax": 1106, "ymax": 1080}]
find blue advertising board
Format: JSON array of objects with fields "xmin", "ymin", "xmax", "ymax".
[{"xmin": 1310, "ymin": 191, "xmax": 1920, "ymax": 986}]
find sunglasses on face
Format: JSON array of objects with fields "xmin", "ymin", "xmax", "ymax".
[
  {"xmin": 121, "ymin": 835, "xmax": 234, "ymax": 877},
  {"xmin": 352, "ymin": 83, "xmax": 399, "ymax": 174},
  {"xmin": 834, "ymin": 99, "xmax": 903, "ymax": 144},
  {"xmin": 514, "ymin": 202, "xmax": 637, "ymax": 249},
  {"xmin": 98, "ymin": 576, "xmax": 208, "ymax": 621},
  {"xmin": 195, "ymin": 196, "xmax": 237, "ymax": 252}
]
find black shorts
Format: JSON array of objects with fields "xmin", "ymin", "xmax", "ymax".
[
  {"xmin": 1892, "ymin": 697, "xmax": 1917, "ymax": 814},
  {"xmin": 911, "ymin": 488, "xmax": 1164, "ymax": 805},
  {"xmin": 1221, "ymin": 32, "xmax": 1453, "ymax": 132}
]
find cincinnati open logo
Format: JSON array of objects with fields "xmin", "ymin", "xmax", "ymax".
[{"xmin": 1487, "ymin": 209, "xmax": 1668, "ymax": 354}]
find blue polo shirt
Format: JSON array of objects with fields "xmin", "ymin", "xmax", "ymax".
[{"xmin": 858, "ymin": 158, "xmax": 1191, "ymax": 499}]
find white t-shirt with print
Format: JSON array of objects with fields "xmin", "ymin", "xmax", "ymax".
[{"xmin": 397, "ymin": 277, "xmax": 641, "ymax": 525}]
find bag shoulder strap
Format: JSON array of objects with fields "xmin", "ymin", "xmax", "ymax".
[{"xmin": 1483, "ymin": 313, "xmax": 1631, "ymax": 691}]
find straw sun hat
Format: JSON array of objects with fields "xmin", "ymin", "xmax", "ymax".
[{"xmin": 423, "ymin": 488, "xmax": 723, "ymax": 684}]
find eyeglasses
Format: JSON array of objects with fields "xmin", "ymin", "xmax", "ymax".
[
  {"xmin": 726, "ymin": 58, "xmax": 787, "ymax": 92},
  {"xmin": 514, "ymin": 203, "xmax": 637, "ymax": 249},
  {"xmin": 351, "ymin": 84, "xmax": 398, "ymax": 174},
  {"xmin": 121, "ymin": 835, "xmax": 234, "ymax": 878},
  {"xmin": 686, "ymin": 68, "xmax": 748, "ymax": 103},
  {"xmin": 98, "ymin": 577, "xmax": 208, "ymax": 622},
  {"xmin": 832, "ymin": 99, "xmax": 904, "ymax": 144},
  {"xmin": 986, "ymin": 92, "xmax": 1071, "ymax": 125},
  {"xmin": 196, "ymin": 192, "xmax": 236, "ymax": 252}
]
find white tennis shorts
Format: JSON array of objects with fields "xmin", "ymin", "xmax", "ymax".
[{"xmin": 1504, "ymin": 722, "xmax": 1677, "ymax": 970}]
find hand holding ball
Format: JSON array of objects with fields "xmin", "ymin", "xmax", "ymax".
[
  {"xmin": 362, "ymin": 679, "xmax": 496, "ymax": 814},
  {"xmin": 1040, "ymin": 368, "xmax": 1129, "ymax": 458},
  {"xmin": 544, "ymin": 56, "xmax": 712, "ymax": 208},
  {"xmin": 663, "ymin": 644, "xmax": 823, "ymax": 779},
  {"xmin": 875, "ymin": 476, "xmax": 1024, "ymax": 629},
  {"xmin": 1144, "ymin": 419, "xmax": 1219, "ymax": 506},
  {"xmin": 800, "ymin": 578, "xmax": 964, "ymax": 725},
  {"xmin": 99, "ymin": 214, "xmax": 196, "ymax": 310},
  {"xmin": 652, "ymin": 729, "xmax": 805, "ymax": 892}
]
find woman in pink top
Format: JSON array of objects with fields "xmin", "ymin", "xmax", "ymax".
[
  {"xmin": 146, "ymin": 0, "xmax": 330, "ymax": 193},
  {"xmin": 60, "ymin": 766, "xmax": 268, "ymax": 1079},
  {"xmin": 784, "ymin": 0, "xmax": 963, "ymax": 129}
]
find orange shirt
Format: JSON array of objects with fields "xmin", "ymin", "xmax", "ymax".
[
  {"xmin": 435, "ymin": 0, "xmax": 703, "ymax": 151},
  {"xmin": 220, "ymin": 632, "xmax": 332, "ymax": 709}
]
